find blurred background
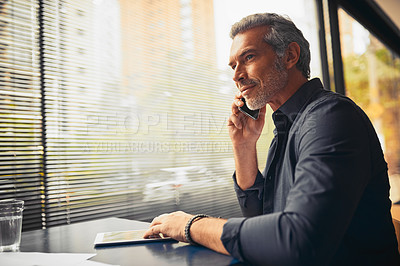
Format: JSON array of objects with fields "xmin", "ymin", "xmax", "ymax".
[{"xmin": 1, "ymin": 0, "xmax": 399, "ymax": 231}]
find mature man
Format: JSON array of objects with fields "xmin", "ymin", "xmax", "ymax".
[{"xmin": 144, "ymin": 13, "xmax": 400, "ymax": 265}]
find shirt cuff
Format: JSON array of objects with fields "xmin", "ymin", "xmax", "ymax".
[
  {"xmin": 233, "ymin": 171, "xmax": 264, "ymax": 208},
  {"xmin": 220, "ymin": 217, "xmax": 247, "ymax": 262}
]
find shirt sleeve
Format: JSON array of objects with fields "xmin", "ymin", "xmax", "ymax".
[
  {"xmin": 232, "ymin": 170, "xmax": 264, "ymax": 217},
  {"xmin": 221, "ymin": 97, "xmax": 378, "ymax": 265}
]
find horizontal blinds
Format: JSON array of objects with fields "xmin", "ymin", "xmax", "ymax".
[
  {"xmin": 42, "ymin": 0, "xmax": 139, "ymax": 226},
  {"xmin": 0, "ymin": 0, "xmax": 43, "ymax": 230},
  {"xmin": 41, "ymin": 0, "xmax": 243, "ymax": 227}
]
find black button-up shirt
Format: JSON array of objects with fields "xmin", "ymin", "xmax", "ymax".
[{"xmin": 221, "ymin": 78, "xmax": 400, "ymax": 265}]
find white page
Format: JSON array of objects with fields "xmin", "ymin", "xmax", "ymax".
[{"xmin": 0, "ymin": 252, "xmax": 117, "ymax": 266}]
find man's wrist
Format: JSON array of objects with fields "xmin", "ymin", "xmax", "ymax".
[
  {"xmin": 232, "ymin": 142, "xmax": 257, "ymax": 151},
  {"xmin": 185, "ymin": 214, "xmax": 210, "ymax": 245}
]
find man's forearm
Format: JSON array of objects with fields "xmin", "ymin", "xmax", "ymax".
[
  {"xmin": 233, "ymin": 143, "xmax": 259, "ymax": 190},
  {"xmin": 190, "ymin": 217, "xmax": 230, "ymax": 255}
]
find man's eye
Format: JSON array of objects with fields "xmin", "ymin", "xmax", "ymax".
[{"xmin": 245, "ymin": 55, "xmax": 254, "ymax": 61}]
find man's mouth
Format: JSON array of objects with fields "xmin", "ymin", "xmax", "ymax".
[
  {"xmin": 238, "ymin": 79, "xmax": 257, "ymax": 93},
  {"xmin": 240, "ymin": 83, "xmax": 257, "ymax": 97}
]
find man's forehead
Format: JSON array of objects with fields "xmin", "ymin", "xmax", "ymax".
[{"xmin": 229, "ymin": 26, "xmax": 270, "ymax": 58}]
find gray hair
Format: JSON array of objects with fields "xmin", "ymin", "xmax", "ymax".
[{"xmin": 230, "ymin": 13, "xmax": 310, "ymax": 78}]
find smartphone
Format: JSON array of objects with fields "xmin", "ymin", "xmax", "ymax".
[
  {"xmin": 238, "ymin": 98, "xmax": 260, "ymax": 120},
  {"xmin": 94, "ymin": 229, "xmax": 178, "ymax": 247}
]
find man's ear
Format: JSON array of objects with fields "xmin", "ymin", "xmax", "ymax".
[{"xmin": 284, "ymin": 42, "xmax": 300, "ymax": 70}]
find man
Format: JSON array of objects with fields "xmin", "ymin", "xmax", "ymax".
[{"xmin": 144, "ymin": 13, "xmax": 400, "ymax": 265}]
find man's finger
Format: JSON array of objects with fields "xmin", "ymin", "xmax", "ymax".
[
  {"xmin": 228, "ymin": 114, "xmax": 243, "ymax": 129},
  {"xmin": 150, "ymin": 213, "xmax": 167, "ymax": 226},
  {"xmin": 231, "ymin": 98, "xmax": 244, "ymax": 114},
  {"xmin": 143, "ymin": 225, "xmax": 161, "ymax": 239}
]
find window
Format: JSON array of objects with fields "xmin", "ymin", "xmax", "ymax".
[
  {"xmin": 337, "ymin": 8, "xmax": 400, "ymax": 203},
  {"xmin": 0, "ymin": 0, "xmax": 322, "ymax": 230},
  {"xmin": 0, "ymin": 0, "xmax": 43, "ymax": 231}
]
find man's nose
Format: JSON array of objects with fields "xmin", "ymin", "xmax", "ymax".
[{"xmin": 232, "ymin": 64, "xmax": 246, "ymax": 83}]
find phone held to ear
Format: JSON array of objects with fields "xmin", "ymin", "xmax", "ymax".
[{"xmin": 238, "ymin": 98, "xmax": 260, "ymax": 120}]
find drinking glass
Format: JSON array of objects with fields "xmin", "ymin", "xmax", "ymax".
[{"xmin": 0, "ymin": 199, "xmax": 24, "ymax": 252}]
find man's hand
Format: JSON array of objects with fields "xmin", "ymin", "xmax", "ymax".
[
  {"xmin": 143, "ymin": 211, "xmax": 193, "ymax": 242},
  {"xmin": 144, "ymin": 211, "xmax": 229, "ymax": 255},
  {"xmin": 228, "ymin": 91, "xmax": 266, "ymax": 147},
  {"xmin": 228, "ymin": 92, "xmax": 266, "ymax": 190}
]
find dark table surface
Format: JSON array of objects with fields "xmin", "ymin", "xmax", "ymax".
[{"xmin": 20, "ymin": 217, "xmax": 242, "ymax": 266}]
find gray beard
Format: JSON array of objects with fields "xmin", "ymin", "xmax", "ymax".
[{"xmin": 246, "ymin": 65, "xmax": 288, "ymax": 110}]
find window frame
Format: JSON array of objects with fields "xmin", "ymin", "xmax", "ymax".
[{"xmin": 322, "ymin": 0, "xmax": 400, "ymax": 95}]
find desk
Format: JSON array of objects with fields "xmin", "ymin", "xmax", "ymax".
[{"xmin": 20, "ymin": 217, "xmax": 242, "ymax": 266}]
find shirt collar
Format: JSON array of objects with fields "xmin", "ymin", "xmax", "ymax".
[{"xmin": 276, "ymin": 78, "xmax": 324, "ymax": 123}]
